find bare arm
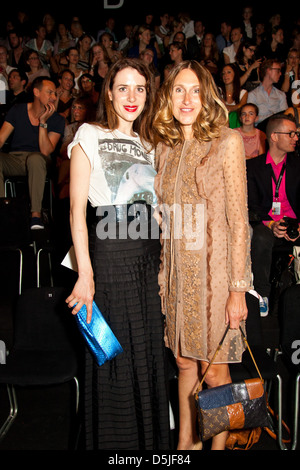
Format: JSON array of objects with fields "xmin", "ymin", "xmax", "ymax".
[
  {"xmin": 65, "ymin": 143, "xmax": 95, "ymax": 323},
  {"xmin": 38, "ymin": 103, "xmax": 61, "ymax": 155},
  {"xmin": 0, "ymin": 121, "xmax": 14, "ymax": 149}
]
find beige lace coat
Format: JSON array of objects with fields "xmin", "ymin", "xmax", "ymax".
[{"xmin": 155, "ymin": 127, "xmax": 252, "ymax": 363}]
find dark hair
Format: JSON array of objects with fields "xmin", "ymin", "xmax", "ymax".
[
  {"xmin": 96, "ymin": 58, "xmax": 155, "ymax": 148},
  {"xmin": 31, "ymin": 76, "xmax": 56, "ymax": 91},
  {"xmin": 8, "ymin": 68, "xmax": 28, "ymax": 87},
  {"xmin": 169, "ymin": 41, "xmax": 187, "ymax": 59},
  {"xmin": 220, "ymin": 63, "xmax": 241, "ymax": 105},
  {"xmin": 78, "ymin": 73, "xmax": 95, "ymax": 92},
  {"xmin": 238, "ymin": 102, "xmax": 259, "ymax": 118},
  {"xmin": 59, "ymin": 68, "xmax": 75, "ymax": 81},
  {"xmin": 266, "ymin": 113, "xmax": 296, "ymax": 140},
  {"xmin": 236, "ymin": 39, "xmax": 256, "ymax": 64},
  {"xmin": 72, "ymin": 95, "xmax": 96, "ymax": 122}
]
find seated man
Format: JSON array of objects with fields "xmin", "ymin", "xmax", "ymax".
[
  {"xmin": 0, "ymin": 76, "xmax": 65, "ymax": 229},
  {"xmin": 247, "ymin": 114, "xmax": 300, "ymax": 316},
  {"xmin": 247, "ymin": 59, "xmax": 288, "ymax": 132},
  {"xmin": 0, "ymin": 69, "xmax": 29, "ymax": 125}
]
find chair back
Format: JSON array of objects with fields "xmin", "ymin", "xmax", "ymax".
[
  {"xmin": 279, "ymin": 285, "xmax": 300, "ymax": 367},
  {"xmin": 245, "ymin": 292, "xmax": 264, "ymax": 347},
  {"xmin": 0, "ymin": 197, "xmax": 30, "ymax": 246},
  {"xmin": 13, "ymin": 287, "xmax": 78, "ymax": 352}
]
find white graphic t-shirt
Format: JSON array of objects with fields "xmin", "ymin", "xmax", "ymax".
[{"xmin": 68, "ymin": 123, "xmax": 156, "ymax": 207}]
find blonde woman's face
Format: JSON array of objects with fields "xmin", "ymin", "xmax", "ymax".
[{"xmin": 171, "ymin": 68, "xmax": 202, "ymax": 139}]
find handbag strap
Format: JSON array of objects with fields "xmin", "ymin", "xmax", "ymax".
[{"xmin": 197, "ymin": 325, "xmax": 263, "ymax": 391}]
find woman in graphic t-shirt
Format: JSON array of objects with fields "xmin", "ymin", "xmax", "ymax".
[{"xmin": 66, "ymin": 58, "xmax": 170, "ymax": 450}]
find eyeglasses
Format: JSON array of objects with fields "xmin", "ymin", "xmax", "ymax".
[{"xmin": 274, "ymin": 131, "xmax": 300, "ymax": 138}]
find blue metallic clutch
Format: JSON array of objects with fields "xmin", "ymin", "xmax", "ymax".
[{"xmin": 75, "ymin": 301, "xmax": 123, "ymax": 366}]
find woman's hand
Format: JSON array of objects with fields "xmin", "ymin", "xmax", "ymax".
[
  {"xmin": 225, "ymin": 291, "xmax": 248, "ymax": 329},
  {"xmin": 66, "ymin": 271, "xmax": 95, "ymax": 323}
]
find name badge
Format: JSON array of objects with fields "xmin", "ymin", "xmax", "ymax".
[{"xmin": 272, "ymin": 201, "xmax": 281, "ymax": 215}]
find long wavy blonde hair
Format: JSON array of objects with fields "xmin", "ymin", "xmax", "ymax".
[{"xmin": 153, "ymin": 60, "xmax": 228, "ymax": 147}]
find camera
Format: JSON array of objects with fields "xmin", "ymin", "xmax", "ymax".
[{"xmin": 280, "ymin": 216, "xmax": 299, "ymax": 239}]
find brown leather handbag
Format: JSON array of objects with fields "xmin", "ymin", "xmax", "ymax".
[{"xmin": 195, "ymin": 326, "xmax": 269, "ymax": 442}]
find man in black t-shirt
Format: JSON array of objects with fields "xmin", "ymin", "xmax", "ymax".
[{"xmin": 0, "ymin": 76, "xmax": 65, "ymax": 229}]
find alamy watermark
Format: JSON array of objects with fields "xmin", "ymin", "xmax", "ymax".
[
  {"xmin": 291, "ymin": 340, "xmax": 300, "ymax": 365},
  {"xmin": 96, "ymin": 203, "xmax": 205, "ymax": 250},
  {"xmin": 292, "ymin": 82, "xmax": 300, "ymax": 106}
]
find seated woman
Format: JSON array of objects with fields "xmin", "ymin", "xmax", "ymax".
[
  {"xmin": 25, "ymin": 50, "xmax": 50, "ymax": 92},
  {"xmin": 139, "ymin": 49, "xmax": 160, "ymax": 90},
  {"xmin": 25, "ymin": 24, "xmax": 53, "ymax": 69},
  {"xmin": 77, "ymin": 33, "xmax": 93, "ymax": 71},
  {"xmin": 128, "ymin": 25, "xmax": 158, "ymax": 67},
  {"xmin": 78, "ymin": 73, "xmax": 99, "ymax": 106},
  {"xmin": 163, "ymin": 41, "xmax": 187, "ymax": 81},
  {"xmin": 235, "ymin": 40, "xmax": 262, "ymax": 91},
  {"xmin": 89, "ymin": 42, "xmax": 111, "ymax": 93},
  {"xmin": 65, "ymin": 47, "xmax": 85, "ymax": 94},
  {"xmin": 56, "ymin": 69, "xmax": 75, "ymax": 122},
  {"xmin": 99, "ymin": 32, "xmax": 122, "ymax": 63},
  {"xmin": 198, "ymin": 32, "xmax": 219, "ymax": 79},
  {"xmin": 50, "ymin": 22, "xmax": 75, "ymax": 75},
  {"xmin": 219, "ymin": 63, "xmax": 248, "ymax": 128},
  {"xmin": 57, "ymin": 95, "xmax": 95, "ymax": 199}
]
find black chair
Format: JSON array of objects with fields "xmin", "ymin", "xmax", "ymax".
[
  {"xmin": 0, "ymin": 286, "xmax": 80, "ymax": 447},
  {"xmin": 229, "ymin": 292, "xmax": 285, "ymax": 449},
  {"xmin": 0, "ymin": 197, "xmax": 32, "ymax": 295},
  {"xmin": 278, "ymin": 284, "xmax": 300, "ymax": 450},
  {"xmin": 5, "ymin": 175, "xmax": 54, "ymax": 219}
]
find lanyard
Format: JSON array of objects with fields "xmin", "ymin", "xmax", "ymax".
[{"xmin": 271, "ymin": 163, "xmax": 286, "ymax": 199}]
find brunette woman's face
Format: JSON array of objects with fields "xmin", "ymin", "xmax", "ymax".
[
  {"xmin": 222, "ymin": 66, "xmax": 234, "ymax": 84},
  {"xmin": 101, "ymin": 34, "xmax": 113, "ymax": 49},
  {"xmin": 169, "ymin": 45, "xmax": 182, "ymax": 61},
  {"xmin": 108, "ymin": 67, "xmax": 147, "ymax": 130},
  {"xmin": 171, "ymin": 68, "xmax": 202, "ymax": 139}
]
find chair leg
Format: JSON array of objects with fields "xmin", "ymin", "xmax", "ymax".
[
  {"xmin": 291, "ymin": 373, "xmax": 300, "ymax": 450},
  {"xmin": 17, "ymin": 249, "xmax": 23, "ymax": 295},
  {"xmin": 276, "ymin": 374, "xmax": 289, "ymax": 450},
  {"xmin": 74, "ymin": 376, "xmax": 79, "ymax": 414},
  {"xmin": 0, "ymin": 385, "xmax": 18, "ymax": 442},
  {"xmin": 37, "ymin": 248, "xmax": 53, "ymax": 288}
]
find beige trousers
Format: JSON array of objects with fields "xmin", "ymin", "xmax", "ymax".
[{"xmin": 0, "ymin": 151, "xmax": 51, "ymax": 213}]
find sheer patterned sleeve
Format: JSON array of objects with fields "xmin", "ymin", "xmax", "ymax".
[
  {"xmin": 223, "ymin": 130, "xmax": 253, "ymax": 292},
  {"xmin": 154, "ymin": 142, "xmax": 170, "ymax": 314}
]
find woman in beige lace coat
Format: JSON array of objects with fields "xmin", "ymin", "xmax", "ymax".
[{"xmin": 153, "ymin": 61, "xmax": 252, "ymax": 450}]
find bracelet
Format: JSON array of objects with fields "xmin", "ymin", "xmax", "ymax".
[{"xmin": 268, "ymin": 220, "xmax": 275, "ymax": 229}]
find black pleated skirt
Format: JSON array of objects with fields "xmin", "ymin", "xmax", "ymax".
[{"xmin": 84, "ymin": 219, "xmax": 170, "ymax": 450}]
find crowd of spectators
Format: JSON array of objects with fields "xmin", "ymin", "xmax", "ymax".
[
  {"xmin": 0, "ymin": 7, "xmax": 299, "ymax": 305},
  {"xmin": 0, "ymin": 7, "xmax": 299, "ymax": 130}
]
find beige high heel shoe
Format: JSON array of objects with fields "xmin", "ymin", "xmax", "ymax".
[{"xmin": 192, "ymin": 440, "xmax": 203, "ymax": 450}]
